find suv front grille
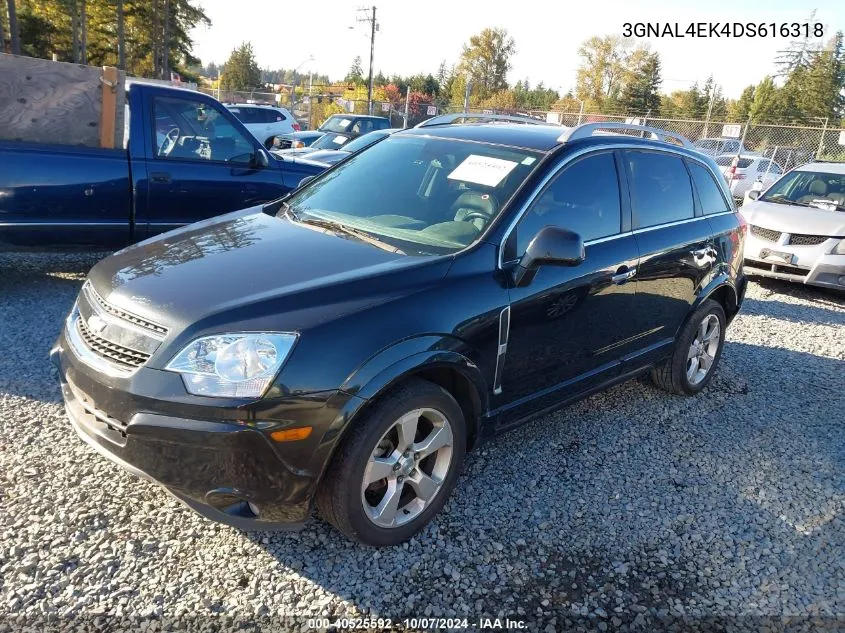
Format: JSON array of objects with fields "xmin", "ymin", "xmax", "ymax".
[
  {"xmin": 67, "ymin": 282, "xmax": 166, "ymax": 374},
  {"xmin": 84, "ymin": 283, "xmax": 168, "ymax": 336},
  {"xmin": 787, "ymin": 233, "xmax": 829, "ymax": 246},
  {"xmin": 750, "ymin": 225, "xmax": 782, "ymax": 242},
  {"xmin": 76, "ymin": 317, "xmax": 151, "ymax": 369}
]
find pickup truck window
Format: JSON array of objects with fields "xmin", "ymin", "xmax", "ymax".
[{"xmin": 153, "ymin": 96, "xmax": 255, "ymax": 164}]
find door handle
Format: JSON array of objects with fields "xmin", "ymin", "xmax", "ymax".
[
  {"xmin": 611, "ymin": 266, "xmax": 637, "ymax": 284},
  {"xmin": 150, "ymin": 172, "xmax": 172, "ymax": 184}
]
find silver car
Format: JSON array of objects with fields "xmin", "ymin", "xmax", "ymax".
[{"xmin": 741, "ymin": 161, "xmax": 845, "ymax": 291}]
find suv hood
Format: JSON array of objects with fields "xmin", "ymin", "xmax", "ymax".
[
  {"xmin": 87, "ymin": 208, "xmax": 450, "ymax": 331},
  {"xmin": 741, "ymin": 199, "xmax": 845, "ymax": 237}
]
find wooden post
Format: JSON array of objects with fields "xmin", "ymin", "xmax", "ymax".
[{"xmin": 99, "ymin": 66, "xmax": 118, "ymax": 148}]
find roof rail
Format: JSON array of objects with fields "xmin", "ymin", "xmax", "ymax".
[
  {"xmin": 557, "ymin": 122, "xmax": 695, "ymax": 149},
  {"xmin": 415, "ymin": 112, "xmax": 548, "ymax": 128}
]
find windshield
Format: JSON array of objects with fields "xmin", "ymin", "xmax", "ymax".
[
  {"xmin": 320, "ymin": 116, "xmax": 357, "ymax": 134},
  {"xmin": 281, "ymin": 135, "xmax": 544, "ymax": 255},
  {"xmin": 761, "ymin": 170, "xmax": 845, "ymax": 210},
  {"xmin": 310, "ymin": 132, "xmax": 350, "ymax": 149},
  {"xmin": 341, "ymin": 130, "xmax": 391, "ymax": 153}
]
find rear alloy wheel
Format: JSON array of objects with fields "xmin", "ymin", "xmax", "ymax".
[
  {"xmin": 651, "ymin": 299, "xmax": 726, "ymax": 395},
  {"xmin": 317, "ymin": 379, "xmax": 466, "ymax": 546}
]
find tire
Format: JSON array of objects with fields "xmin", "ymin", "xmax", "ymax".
[
  {"xmin": 316, "ymin": 378, "xmax": 466, "ymax": 546},
  {"xmin": 651, "ymin": 299, "xmax": 726, "ymax": 396},
  {"xmin": 264, "ymin": 137, "xmax": 276, "ymax": 149}
]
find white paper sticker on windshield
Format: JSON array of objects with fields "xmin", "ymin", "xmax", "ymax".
[
  {"xmin": 332, "ymin": 135, "xmax": 348, "ymax": 145},
  {"xmin": 338, "ymin": 118, "xmax": 351, "ymax": 128},
  {"xmin": 447, "ymin": 155, "xmax": 519, "ymax": 187}
]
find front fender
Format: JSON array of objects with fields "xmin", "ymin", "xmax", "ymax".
[{"xmin": 303, "ymin": 337, "xmax": 490, "ymax": 499}]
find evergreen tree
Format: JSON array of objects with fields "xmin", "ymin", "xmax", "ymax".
[
  {"xmin": 220, "ymin": 41, "xmax": 261, "ymax": 90},
  {"xmin": 619, "ymin": 51, "xmax": 661, "ymax": 115}
]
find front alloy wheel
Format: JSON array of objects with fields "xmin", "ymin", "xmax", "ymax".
[
  {"xmin": 317, "ymin": 378, "xmax": 466, "ymax": 546},
  {"xmin": 362, "ymin": 408, "xmax": 454, "ymax": 528}
]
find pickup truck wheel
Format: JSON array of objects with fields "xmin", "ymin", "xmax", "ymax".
[
  {"xmin": 651, "ymin": 299, "xmax": 726, "ymax": 396},
  {"xmin": 316, "ymin": 378, "xmax": 466, "ymax": 546}
]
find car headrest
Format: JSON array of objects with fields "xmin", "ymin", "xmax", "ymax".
[
  {"xmin": 808, "ymin": 179, "xmax": 827, "ymax": 196},
  {"xmin": 450, "ymin": 191, "xmax": 498, "ymax": 218}
]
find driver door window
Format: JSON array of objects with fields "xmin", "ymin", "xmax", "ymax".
[
  {"xmin": 153, "ymin": 96, "xmax": 255, "ymax": 164},
  {"xmin": 516, "ymin": 152, "xmax": 622, "ymax": 254}
]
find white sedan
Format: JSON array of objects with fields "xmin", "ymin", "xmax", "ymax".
[
  {"xmin": 714, "ymin": 154, "xmax": 783, "ymax": 201},
  {"xmin": 740, "ymin": 161, "xmax": 845, "ymax": 291}
]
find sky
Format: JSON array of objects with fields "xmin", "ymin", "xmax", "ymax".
[{"xmin": 189, "ymin": 0, "xmax": 845, "ymax": 99}]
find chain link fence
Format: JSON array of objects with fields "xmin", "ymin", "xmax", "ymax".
[{"xmin": 197, "ymin": 86, "xmax": 844, "ymax": 167}]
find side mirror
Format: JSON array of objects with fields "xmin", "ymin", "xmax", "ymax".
[
  {"xmin": 253, "ymin": 149, "xmax": 270, "ymax": 168},
  {"xmin": 747, "ymin": 189, "xmax": 761, "ymax": 201},
  {"xmin": 298, "ymin": 175, "xmax": 316, "ymax": 188},
  {"xmin": 512, "ymin": 226, "xmax": 585, "ymax": 287}
]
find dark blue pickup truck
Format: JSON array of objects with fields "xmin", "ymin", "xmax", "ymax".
[{"xmin": 0, "ymin": 82, "xmax": 326, "ymax": 249}]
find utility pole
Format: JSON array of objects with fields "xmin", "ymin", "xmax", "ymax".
[
  {"xmin": 6, "ymin": 0, "xmax": 20, "ymax": 56},
  {"xmin": 355, "ymin": 6, "xmax": 378, "ymax": 115}
]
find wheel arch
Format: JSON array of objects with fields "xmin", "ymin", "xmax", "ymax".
[
  {"xmin": 306, "ymin": 338, "xmax": 490, "ymax": 497},
  {"xmin": 695, "ymin": 274, "xmax": 740, "ymax": 324},
  {"xmin": 350, "ymin": 349, "xmax": 488, "ymax": 452}
]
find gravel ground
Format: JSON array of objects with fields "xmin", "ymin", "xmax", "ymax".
[{"xmin": 0, "ymin": 253, "xmax": 843, "ymax": 632}]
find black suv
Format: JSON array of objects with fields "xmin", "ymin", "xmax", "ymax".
[{"xmin": 52, "ymin": 116, "xmax": 747, "ymax": 546}]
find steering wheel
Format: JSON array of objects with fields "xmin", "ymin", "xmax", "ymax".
[
  {"xmin": 159, "ymin": 127, "xmax": 180, "ymax": 156},
  {"xmin": 461, "ymin": 210, "xmax": 493, "ymax": 225}
]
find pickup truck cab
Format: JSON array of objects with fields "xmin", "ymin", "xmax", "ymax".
[{"xmin": 0, "ymin": 83, "xmax": 326, "ymax": 250}]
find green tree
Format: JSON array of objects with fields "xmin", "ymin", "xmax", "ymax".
[
  {"xmin": 457, "ymin": 27, "xmax": 515, "ymax": 100},
  {"xmin": 345, "ymin": 55, "xmax": 364, "ymax": 85},
  {"xmin": 619, "ymin": 50, "xmax": 662, "ymax": 115},
  {"xmin": 749, "ymin": 76, "xmax": 780, "ymax": 122},
  {"xmin": 9, "ymin": 0, "xmax": 209, "ymax": 78},
  {"xmin": 220, "ymin": 41, "xmax": 261, "ymax": 90},
  {"xmin": 575, "ymin": 35, "xmax": 631, "ymax": 108},
  {"xmin": 787, "ymin": 31, "xmax": 845, "ymax": 121},
  {"xmin": 727, "ymin": 85, "xmax": 755, "ymax": 121}
]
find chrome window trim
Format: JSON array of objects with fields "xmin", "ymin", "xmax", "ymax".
[{"xmin": 497, "ymin": 143, "xmax": 733, "ymax": 269}]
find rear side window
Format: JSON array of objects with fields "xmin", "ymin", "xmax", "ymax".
[
  {"xmin": 625, "ymin": 151, "xmax": 694, "ymax": 228},
  {"xmin": 715, "ymin": 156, "xmax": 753, "ymax": 168},
  {"xmin": 516, "ymin": 152, "xmax": 621, "ymax": 253},
  {"xmin": 688, "ymin": 162, "xmax": 730, "ymax": 215},
  {"xmin": 255, "ymin": 108, "xmax": 285, "ymax": 123}
]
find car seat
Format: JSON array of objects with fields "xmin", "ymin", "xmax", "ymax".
[{"xmin": 797, "ymin": 179, "xmax": 828, "ymax": 203}]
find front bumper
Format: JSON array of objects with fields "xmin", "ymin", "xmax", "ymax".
[
  {"xmin": 52, "ymin": 329, "xmax": 363, "ymax": 530},
  {"xmin": 744, "ymin": 233, "xmax": 845, "ymax": 290}
]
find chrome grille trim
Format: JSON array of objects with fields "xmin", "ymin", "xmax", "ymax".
[
  {"xmin": 76, "ymin": 316, "xmax": 150, "ymax": 369},
  {"xmin": 750, "ymin": 225, "xmax": 782, "ymax": 242},
  {"xmin": 787, "ymin": 234, "xmax": 830, "ymax": 246},
  {"xmin": 83, "ymin": 282, "xmax": 168, "ymax": 337}
]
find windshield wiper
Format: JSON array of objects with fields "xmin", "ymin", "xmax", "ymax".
[
  {"xmin": 762, "ymin": 197, "xmax": 800, "ymax": 206},
  {"xmin": 290, "ymin": 214, "xmax": 406, "ymax": 255}
]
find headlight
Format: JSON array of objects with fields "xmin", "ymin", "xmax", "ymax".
[
  {"xmin": 833, "ymin": 239, "xmax": 845, "ymax": 255},
  {"xmin": 165, "ymin": 332, "xmax": 297, "ymax": 398}
]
